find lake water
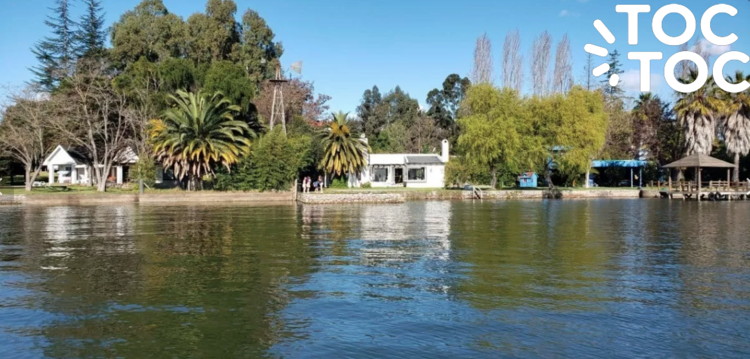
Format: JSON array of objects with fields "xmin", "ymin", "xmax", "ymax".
[{"xmin": 1, "ymin": 200, "xmax": 750, "ymax": 358}]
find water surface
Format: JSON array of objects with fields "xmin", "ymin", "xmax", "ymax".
[{"xmin": 1, "ymin": 200, "xmax": 750, "ymax": 358}]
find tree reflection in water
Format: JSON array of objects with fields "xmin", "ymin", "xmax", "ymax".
[{"xmin": 2, "ymin": 201, "xmax": 750, "ymax": 358}]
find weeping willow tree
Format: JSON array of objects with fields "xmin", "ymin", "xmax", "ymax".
[
  {"xmin": 320, "ymin": 111, "xmax": 370, "ymax": 180},
  {"xmin": 719, "ymin": 71, "xmax": 750, "ymax": 182},
  {"xmin": 528, "ymin": 87, "xmax": 609, "ymax": 188},
  {"xmin": 457, "ymin": 84, "xmax": 530, "ymax": 188},
  {"xmin": 150, "ymin": 90, "xmax": 254, "ymax": 191},
  {"xmin": 674, "ymin": 71, "xmax": 723, "ymax": 155}
]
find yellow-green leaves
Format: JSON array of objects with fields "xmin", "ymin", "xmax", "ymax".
[
  {"xmin": 458, "ymin": 85, "xmax": 608, "ymax": 187},
  {"xmin": 150, "ymin": 90, "xmax": 255, "ymax": 186},
  {"xmin": 321, "ymin": 111, "xmax": 370, "ymax": 176}
]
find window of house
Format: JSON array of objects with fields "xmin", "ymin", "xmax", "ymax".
[
  {"xmin": 373, "ymin": 168, "xmax": 389, "ymax": 182},
  {"xmin": 408, "ymin": 168, "xmax": 425, "ymax": 181}
]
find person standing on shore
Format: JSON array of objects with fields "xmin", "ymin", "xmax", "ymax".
[
  {"xmin": 317, "ymin": 175, "xmax": 324, "ymax": 193},
  {"xmin": 303, "ymin": 176, "xmax": 311, "ymax": 193}
]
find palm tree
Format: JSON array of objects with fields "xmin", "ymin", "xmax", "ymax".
[
  {"xmin": 151, "ymin": 90, "xmax": 254, "ymax": 191},
  {"xmin": 320, "ymin": 111, "xmax": 370, "ymax": 181},
  {"xmin": 674, "ymin": 71, "xmax": 723, "ymax": 155},
  {"xmin": 719, "ymin": 71, "xmax": 750, "ymax": 182}
]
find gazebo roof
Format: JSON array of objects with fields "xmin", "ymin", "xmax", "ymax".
[{"xmin": 663, "ymin": 153, "xmax": 735, "ymax": 168}]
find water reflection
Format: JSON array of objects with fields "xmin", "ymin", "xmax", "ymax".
[{"xmin": 1, "ymin": 200, "xmax": 750, "ymax": 358}]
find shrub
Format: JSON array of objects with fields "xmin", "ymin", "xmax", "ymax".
[
  {"xmin": 329, "ymin": 177, "xmax": 349, "ymax": 189},
  {"xmin": 128, "ymin": 155, "xmax": 156, "ymax": 187},
  {"xmin": 215, "ymin": 128, "xmax": 313, "ymax": 192},
  {"xmin": 362, "ymin": 182, "xmax": 372, "ymax": 189}
]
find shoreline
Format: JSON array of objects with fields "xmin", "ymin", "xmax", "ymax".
[{"xmin": 0, "ymin": 188, "xmax": 657, "ymax": 206}]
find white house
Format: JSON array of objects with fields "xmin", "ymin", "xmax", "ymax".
[
  {"xmin": 43, "ymin": 145, "xmax": 139, "ymax": 185},
  {"xmin": 350, "ymin": 139, "xmax": 450, "ymax": 188}
]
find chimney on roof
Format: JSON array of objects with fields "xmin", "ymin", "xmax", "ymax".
[{"xmin": 441, "ymin": 139, "xmax": 449, "ymax": 163}]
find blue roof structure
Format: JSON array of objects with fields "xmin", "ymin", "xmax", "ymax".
[{"xmin": 591, "ymin": 160, "xmax": 647, "ymax": 168}]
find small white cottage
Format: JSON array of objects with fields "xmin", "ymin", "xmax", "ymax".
[
  {"xmin": 350, "ymin": 139, "xmax": 450, "ymax": 188},
  {"xmin": 43, "ymin": 145, "xmax": 139, "ymax": 185}
]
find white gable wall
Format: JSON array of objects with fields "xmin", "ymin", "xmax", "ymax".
[{"xmin": 43, "ymin": 145, "xmax": 78, "ymax": 166}]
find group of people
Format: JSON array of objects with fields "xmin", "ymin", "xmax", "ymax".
[{"xmin": 302, "ymin": 175, "xmax": 325, "ymax": 193}]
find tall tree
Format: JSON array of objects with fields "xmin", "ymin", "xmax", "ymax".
[
  {"xmin": 675, "ymin": 71, "xmax": 722, "ymax": 155},
  {"xmin": 382, "ymin": 86, "xmax": 420, "ymax": 129},
  {"xmin": 471, "ymin": 33, "xmax": 494, "ymax": 85},
  {"xmin": 238, "ymin": 9, "xmax": 284, "ymax": 85},
  {"xmin": 75, "ymin": 0, "xmax": 107, "ymax": 59},
  {"xmin": 203, "ymin": 60, "xmax": 257, "ymax": 114},
  {"xmin": 552, "ymin": 34, "xmax": 573, "ymax": 94},
  {"xmin": 356, "ymin": 86, "xmax": 383, "ymax": 138},
  {"xmin": 528, "ymin": 87, "xmax": 609, "ymax": 188},
  {"xmin": 49, "ymin": 61, "xmax": 138, "ymax": 192},
  {"xmin": 458, "ymin": 85, "xmax": 529, "ymax": 188},
  {"xmin": 633, "ymin": 93, "xmax": 669, "ymax": 161},
  {"xmin": 31, "ymin": 0, "xmax": 77, "ymax": 91},
  {"xmin": 356, "ymin": 85, "xmax": 419, "ymax": 145},
  {"xmin": 111, "ymin": 0, "xmax": 186, "ymax": 64},
  {"xmin": 581, "ymin": 53, "xmax": 595, "ymax": 91},
  {"xmin": 151, "ymin": 90, "xmax": 254, "ymax": 191},
  {"xmin": 530, "ymin": 30, "xmax": 552, "ymax": 96},
  {"xmin": 407, "ymin": 115, "xmax": 446, "ymax": 154},
  {"xmin": 502, "ymin": 29, "xmax": 523, "ymax": 92},
  {"xmin": 426, "ymin": 74, "xmax": 471, "ymax": 130},
  {"xmin": 0, "ymin": 87, "xmax": 58, "ymax": 191},
  {"xmin": 602, "ymin": 50, "xmax": 625, "ymax": 97},
  {"xmin": 185, "ymin": 0, "xmax": 240, "ymax": 64},
  {"xmin": 719, "ymin": 71, "xmax": 750, "ymax": 181}
]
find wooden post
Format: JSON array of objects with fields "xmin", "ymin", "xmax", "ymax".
[
  {"xmin": 668, "ymin": 169, "xmax": 672, "ymax": 198},
  {"xmin": 728, "ymin": 168, "xmax": 731, "ymax": 190},
  {"xmin": 728, "ymin": 168, "xmax": 732, "ymax": 201},
  {"xmin": 697, "ymin": 167, "xmax": 701, "ymax": 202}
]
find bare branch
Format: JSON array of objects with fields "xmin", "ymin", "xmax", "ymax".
[
  {"xmin": 0, "ymin": 85, "xmax": 57, "ymax": 190},
  {"xmin": 502, "ymin": 29, "xmax": 523, "ymax": 92},
  {"xmin": 530, "ymin": 30, "xmax": 553, "ymax": 96},
  {"xmin": 48, "ymin": 60, "xmax": 137, "ymax": 192},
  {"xmin": 552, "ymin": 33, "xmax": 573, "ymax": 94},
  {"xmin": 471, "ymin": 32, "xmax": 494, "ymax": 85}
]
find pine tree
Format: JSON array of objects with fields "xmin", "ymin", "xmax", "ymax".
[
  {"xmin": 75, "ymin": 0, "xmax": 107, "ymax": 59},
  {"xmin": 30, "ymin": 0, "xmax": 77, "ymax": 91},
  {"xmin": 602, "ymin": 50, "xmax": 625, "ymax": 97}
]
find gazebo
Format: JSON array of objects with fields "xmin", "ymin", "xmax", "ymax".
[{"xmin": 662, "ymin": 153, "xmax": 743, "ymax": 201}]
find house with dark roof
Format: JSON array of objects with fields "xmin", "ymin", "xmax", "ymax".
[{"xmin": 351, "ymin": 139, "xmax": 450, "ymax": 188}]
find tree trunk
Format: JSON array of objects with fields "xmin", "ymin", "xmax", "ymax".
[
  {"xmin": 24, "ymin": 167, "xmax": 32, "ymax": 192},
  {"xmin": 545, "ymin": 166, "xmax": 554, "ymax": 189},
  {"xmin": 97, "ymin": 177, "xmax": 107, "ymax": 192},
  {"xmin": 585, "ymin": 167, "xmax": 590, "ymax": 188},
  {"xmin": 24, "ymin": 166, "xmax": 42, "ymax": 192},
  {"xmin": 490, "ymin": 165, "xmax": 497, "ymax": 189},
  {"xmin": 95, "ymin": 166, "xmax": 108, "ymax": 192},
  {"xmin": 734, "ymin": 153, "xmax": 740, "ymax": 183},
  {"xmin": 187, "ymin": 174, "xmax": 202, "ymax": 191}
]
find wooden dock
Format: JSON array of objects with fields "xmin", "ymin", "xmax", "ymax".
[{"xmin": 660, "ymin": 180, "xmax": 750, "ymax": 201}]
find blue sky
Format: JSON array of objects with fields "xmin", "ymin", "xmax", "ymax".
[{"xmin": 1, "ymin": 0, "xmax": 749, "ymax": 111}]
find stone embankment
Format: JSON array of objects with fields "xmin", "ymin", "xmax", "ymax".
[
  {"xmin": 0, "ymin": 188, "xmax": 647, "ymax": 206},
  {"xmin": 0, "ymin": 191, "xmax": 294, "ymax": 206}
]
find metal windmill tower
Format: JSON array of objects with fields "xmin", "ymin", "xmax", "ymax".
[{"xmin": 269, "ymin": 61, "xmax": 303, "ymax": 134}]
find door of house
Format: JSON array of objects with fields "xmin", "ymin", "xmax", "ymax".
[{"xmin": 395, "ymin": 168, "xmax": 404, "ymax": 184}]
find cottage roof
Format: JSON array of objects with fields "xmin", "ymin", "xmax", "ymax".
[
  {"xmin": 662, "ymin": 153, "xmax": 735, "ymax": 168},
  {"xmin": 405, "ymin": 156, "xmax": 443, "ymax": 164}
]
